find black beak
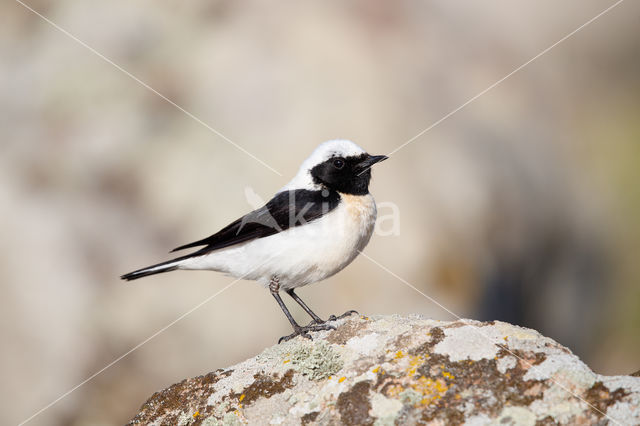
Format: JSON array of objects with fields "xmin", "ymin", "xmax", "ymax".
[{"xmin": 358, "ymin": 154, "xmax": 389, "ymax": 169}]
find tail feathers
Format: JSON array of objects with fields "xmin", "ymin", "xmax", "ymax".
[
  {"xmin": 121, "ymin": 259, "xmax": 181, "ymax": 281},
  {"xmin": 170, "ymin": 239, "xmax": 206, "ymax": 253}
]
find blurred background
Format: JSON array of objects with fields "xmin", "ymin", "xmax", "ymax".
[{"xmin": 2, "ymin": 0, "xmax": 639, "ymax": 424}]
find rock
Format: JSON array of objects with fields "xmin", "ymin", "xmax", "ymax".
[{"xmin": 128, "ymin": 315, "xmax": 640, "ymax": 425}]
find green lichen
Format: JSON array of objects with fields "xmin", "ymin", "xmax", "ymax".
[
  {"xmin": 398, "ymin": 388, "xmax": 423, "ymax": 405},
  {"xmin": 290, "ymin": 340, "xmax": 344, "ymax": 380},
  {"xmin": 222, "ymin": 411, "xmax": 244, "ymax": 426}
]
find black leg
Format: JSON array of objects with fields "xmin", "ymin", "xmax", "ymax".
[
  {"xmin": 285, "ymin": 289, "xmax": 325, "ymax": 324},
  {"xmin": 269, "ymin": 277, "xmax": 335, "ymax": 343},
  {"xmin": 270, "ymin": 277, "xmax": 303, "ymax": 331},
  {"xmin": 328, "ymin": 310, "xmax": 359, "ymax": 321}
]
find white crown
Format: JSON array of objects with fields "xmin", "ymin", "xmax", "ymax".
[{"xmin": 280, "ymin": 140, "xmax": 366, "ymax": 191}]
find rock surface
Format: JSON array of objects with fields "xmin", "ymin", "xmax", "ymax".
[{"xmin": 128, "ymin": 315, "xmax": 640, "ymax": 425}]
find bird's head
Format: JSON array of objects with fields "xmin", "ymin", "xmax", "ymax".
[{"xmin": 282, "ymin": 140, "xmax": 388, "ymax": 195}]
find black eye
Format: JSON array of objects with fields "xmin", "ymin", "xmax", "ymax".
[{"xmin": 332, "ymin": 158, "xmax": 345, "ymax": 169}]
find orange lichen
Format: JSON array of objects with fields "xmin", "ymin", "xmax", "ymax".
[
  {"xmin": 385, "ymin": 373, "xmax": 450, "ymax": 407},
  {"xmin": 406, "ymin": 355, "xmax": 425, "ymax": 376},
  {"xmin": 339, "ymin": 376, "xmax": 346, "ymax": 383},
  {"xmin": 239, "ymin": 394, "xmax": 245, "ymax": 402},
  {"xmin": 386, "ymin": 384, "xmax": 405, "ymax": 398},
  {"xmin": 416, "ymin": 376, "xmax": 448, "ymax": 394}
]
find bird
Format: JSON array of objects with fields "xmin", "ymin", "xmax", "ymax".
[{"xmin": 121, "ymin": 140, "xmax": 388, "ymax": 342}]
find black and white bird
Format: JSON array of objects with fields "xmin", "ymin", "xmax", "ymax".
[{"xmin": 121, "ymin": 140, "xmax": 387, "ymax": 342}]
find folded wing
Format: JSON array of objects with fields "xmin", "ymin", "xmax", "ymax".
[{"xmin": 171, "ymin": 189, "xmax": 341, "ymax": 257}]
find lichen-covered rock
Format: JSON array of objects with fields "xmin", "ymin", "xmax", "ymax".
[{"xmin": 128, "ymin": 315, "xmax": 640, "ymax": 425}]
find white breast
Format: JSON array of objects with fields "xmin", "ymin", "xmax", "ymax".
[{"xmin": 178, "ymin": 193, "xmax": 377, "ymax": 290}]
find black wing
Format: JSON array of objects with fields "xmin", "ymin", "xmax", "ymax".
[{"xmin": 171, "ymin": 189, "xmax": 341, "ymax": 256}]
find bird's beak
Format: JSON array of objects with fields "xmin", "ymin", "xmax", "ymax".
[{"xmin": 358, "ymin": 154, "xmax": 389, "ymax": 168}]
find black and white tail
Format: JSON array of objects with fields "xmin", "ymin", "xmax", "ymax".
[{"xmin": 121, "ymin": 258, "xmax": 183, "ymax": 281}]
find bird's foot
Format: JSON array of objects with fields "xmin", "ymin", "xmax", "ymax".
[
  {"xmin": 305, "ymin": 310, "xmax": 359, "ymax": 327},
  {"xmin": 278, "ymin": 323, "xmax": 336, "ymax": 344},
  {"xmin": 327, "ymin": 310, "xmax": 359, "ymax": 322}
]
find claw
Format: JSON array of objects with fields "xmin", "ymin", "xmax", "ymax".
[
  {"xmin": 305, "ymin": 318, "xmax": 339, "ymax": 328},
  {"xmin": 328, "ymin": 310, "xmax": 359, "ymax": 322},
  {"xmin": 308, "ymin": 323, "xmax": 336, "ymax": 331},
  {"xmin": 278, "ymin": 323, "xmax": 336, "ymax": 343},
  {"xmin": 279, "ymin": 331, "xmax": 312, "ymax": 344}
]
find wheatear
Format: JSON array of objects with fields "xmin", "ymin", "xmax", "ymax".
[{"xmin": 122, "ymin": 140, "xmax": 387, "ymax": 342}]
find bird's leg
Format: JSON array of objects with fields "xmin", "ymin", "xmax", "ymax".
[
  {"xmin": 270, "ymin": 277, "xmax": 335, "ymax": 343},
  {"xmin": 284, "ymin": 287, "xmax": 357, "ymax": 325},
  {"xmin": 269, "ymin": 277, "xmax": 305, "ymax": 339},
  {"xmin": 285, "ymin": 289, "xmax": 333, "ymax": 326}
]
